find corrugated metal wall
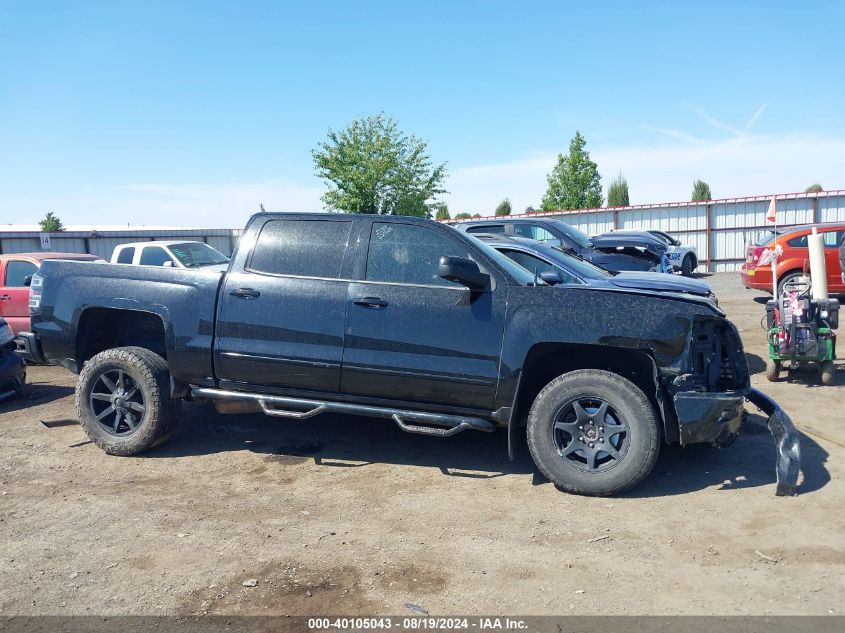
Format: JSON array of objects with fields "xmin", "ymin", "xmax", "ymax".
[
  {"xmin": 462, "ymin": 190, "xmax": 845, "ymax": 272},
  {"xmin": 6, "ymin": 192, "xmax": 844, "ymax": 271},
  {"xmin": 0, "ymin": 229, "xmax": 240, "ymax": 259}
]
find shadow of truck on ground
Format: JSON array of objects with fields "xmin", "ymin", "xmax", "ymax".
[{"xmin": 142, "ymin": 403, "xmax": 829, "ymax": 497}]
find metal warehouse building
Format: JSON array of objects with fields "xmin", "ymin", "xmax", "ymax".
[
  {"xmin": 448, "ymin": 189, "xmax": 845, "ymax": 272},
  {"xmin": 0, "ymin": 225, "xmax": 240, "ymax": 259},
  {"xmin": 474, "ymin": 189, "xmax": 845, "ymax": 272},
  {"xmin": 4, "ymin": 188, "xmax": 844, "ymax": 271}
]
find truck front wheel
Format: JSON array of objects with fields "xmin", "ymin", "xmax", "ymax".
[
  {"xmin": 526, "ymin": 369, "xmax": 660, "ymax": 496},
  {"xmin": 75, "ymin": 347, "xmax": 180, "ymax": 455}
]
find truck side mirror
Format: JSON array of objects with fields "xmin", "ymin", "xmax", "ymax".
[
  {"xmin": 24, "ymin": 275, "xmax": 33, "ymax": 287},
  {"xmin": 438, "ymin": 256, "xmax": 489, "ymax": 290},
  {"xmin": 539, "ymin": 271, "xmax": 562, "ymax": 285}
]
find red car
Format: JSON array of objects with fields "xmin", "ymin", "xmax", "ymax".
[
  {"xmin": 0, "ymin": 252, "xmax": 103, "ymax": 336},
  {"xmin": 741, "ymin": 223, "xmax": 845, "ymax": 296}
]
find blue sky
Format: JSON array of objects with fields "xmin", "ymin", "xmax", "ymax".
[{"xmin": 2, "ymin": 0, "xmax": 844, "ymax": 227}]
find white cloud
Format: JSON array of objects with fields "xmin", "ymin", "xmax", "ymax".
[
  {"xmin": 444, "ymin": 154, "xmax": 555, "ymax": 215},
  {"xmin": 688, "ymin": 105, "xmax": 744, "ymax": 137},
  {"xmin": 5, "ymin": 131, "xmax": 841, "ymax": 226},
  {"xmin": 444, "ymin": 133, "xmax": 845, "ymax": 215},
  {"xmin": 640, "ymin": 125, "xmax": 704, "ymax": 145},
  {"xmin": 685, "ymin": 102, "xmax": 768, "ymax": 137},
  {"xmin": 4, "ymin": 180, "xmax": 325, "ymax": 227},
  {"xmin": 745, "ymin": 103, "xmax": 767, "ymax": 132}
]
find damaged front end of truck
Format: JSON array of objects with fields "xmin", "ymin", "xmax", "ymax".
[{"xmin": 649, "ymin": 312, "xmax": 800, "ymax": 496}]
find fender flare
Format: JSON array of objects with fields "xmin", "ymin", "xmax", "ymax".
[{"xmin": 505, "ymin": 350, "xmax": 667, "ymax": 460}]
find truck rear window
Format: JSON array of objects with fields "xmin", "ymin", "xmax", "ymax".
[{"xmin": 249, "ymin": 219, "xmax": 352, "ymax": 279}]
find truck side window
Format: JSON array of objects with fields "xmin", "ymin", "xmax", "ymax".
[
  {"xmin": 139, "ymin": 247, "xmax": 175, "ymax": 267},
  {"xmin": 366, "ymin": 223, "xmax": 468, "ymax": 287},
  {"xmin": 4, "ymin": 260, "xmax": 38, "ymax": 287},
  {"xmin": 249, "ymin": 219, "xmax": 352, "ymax": 279},
  {"xmin": 116, "ymin": 247, "xmax": 135, "ymax": 264}
]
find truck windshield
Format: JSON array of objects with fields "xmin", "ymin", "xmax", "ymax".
[{"xmin": 169, "ymin": 243, "xmax": 230, "ymax": 268}]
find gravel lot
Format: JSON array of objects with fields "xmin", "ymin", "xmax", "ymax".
[{"xmin": 1, "ymin": 273, "xmax": 842, "ymax": 616}]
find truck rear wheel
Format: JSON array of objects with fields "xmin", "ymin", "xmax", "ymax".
[
  {"xmin": 526, "ymin": 369, "xmax": 660, "ymax": 496},
  {"xmin": 75, "ymin": 347, "xmax": 180, "ymax": 455}
]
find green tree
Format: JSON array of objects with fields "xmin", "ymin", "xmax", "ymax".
[
  {"xmin": 472, "ymin": 213, "xmax": 482, "ymax": 219},
  {"xmin": 691, "ymin": 180, "xmax": 712, "ymax": 202},
  {"xmin": 541, "ymin": 131, "xmax": 603, "ymax": 211},
  {"xmin": 39, "ymin": 211, "xmax": 64, "ymax": 232},
  {"xmin": 805, "ymin": 183, "xmax": 823, "ymax": 193},
  {"xmin": 607, "ymin": 173, "xmax": 630, "ymax": 207},
  {"xmin": 312, "ymin": 112, "xmax": 447, "ymax": 217},
  {"xmin": 434, "ymin": 203, "xmax": 450, "ymax": 221},
  {"xmin": 525, "ymin": 205, "xmax": 536, "ymax": 214},
  {"xmin": 494, "ymin": 198, "xmax": 512, "ymax": 217},
  {"xmin": 454, "ymin": 212, "xmax": 472, "ymax": 220}
]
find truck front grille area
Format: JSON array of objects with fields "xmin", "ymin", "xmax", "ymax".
[{"xmin": 690, "ymin": 319, "xmax": 747, "ymax": 392}]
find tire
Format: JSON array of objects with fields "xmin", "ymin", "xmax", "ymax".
[
  {"xmin": 681, "ymin": 254, "xmax": 693, "ymax": 277},
  {"xmin": 765, "ymin": 358, "xmax": 781, "ymax": 382},
  {"xmin": 103, "ymin": 346, "xmax": 181, "ymax": 446},
  {"xmin": 777, "ymin": 271, "xmax": 803, "ymax": 298},
  {"xmin": 820, "ymin": 360, "xmax": 836, "ymax": 386},
  {"xmin": 75, "ymin": 346, "xmax": 181, "ymax": 455},
  {"xmin": 129, "ymin": 347, "xmax": 182, "ymax": 446},
  {"xmin": 526, "ymin": 369, "xmax": 660, "ymax": 496}
]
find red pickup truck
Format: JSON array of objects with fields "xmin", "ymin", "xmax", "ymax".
[{"xmin": 0, "ymin": 252, "xmax": 102, "ymax": 336}]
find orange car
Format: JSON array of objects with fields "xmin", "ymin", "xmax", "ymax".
[{"xmin": 740, "ymin": 223, "xmax": 845, "ymax": 296}]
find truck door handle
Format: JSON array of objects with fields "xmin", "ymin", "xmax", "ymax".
[
  {"xmin": 353, "ymin": 296, "xmax": 388, "ymax": 309},
  {"xmin": 228, "ymin": 287, "xmax": 261, "ymax": 299},
  {"xmin": 0, "ymin": 295, "xmax": 10, "ymax": 301}
]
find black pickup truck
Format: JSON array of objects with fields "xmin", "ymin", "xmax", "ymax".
[{"xmin": 23, "ymin": 213, "xmax": 800, "ymax": 496}]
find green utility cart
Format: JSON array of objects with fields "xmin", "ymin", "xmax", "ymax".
[{"xmin": 765, "ymin": 276, "xmax": 839, "ymax": 385}]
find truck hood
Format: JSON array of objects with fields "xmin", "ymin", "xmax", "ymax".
[{"xmin": 608, "ymin": 272, "xmax": 713, "ymax": 297}]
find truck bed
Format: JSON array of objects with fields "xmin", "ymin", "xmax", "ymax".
[{"xmin": 30, "ymin": 260, "xmax": 225, "ymax": 385}]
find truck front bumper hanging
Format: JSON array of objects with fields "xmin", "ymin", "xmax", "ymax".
[{"xmin": 746, "ymin": 388, "xmax": 801, "ymax": 496}]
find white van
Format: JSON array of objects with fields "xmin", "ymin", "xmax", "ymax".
[{"xmin": 110, "ymin": 241, "xmax": 230, "ymax": 269}]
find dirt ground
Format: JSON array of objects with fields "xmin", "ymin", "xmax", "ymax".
[{"xmin": 1, "ymin": 273, "xmax": 843, "ymax": 616}]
